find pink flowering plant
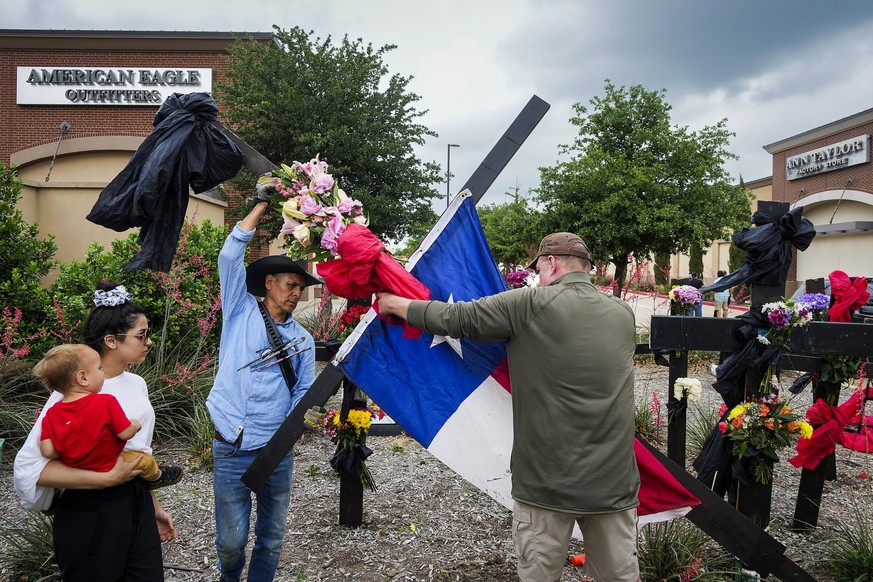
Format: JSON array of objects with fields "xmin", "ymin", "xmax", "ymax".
[
  {"xmin": 256, "ymin": 156, "xmax": 367, "ymax": 262},
  {"xmin": 669, "ymin": 285, "xmax": 701, "ymax": 316}
]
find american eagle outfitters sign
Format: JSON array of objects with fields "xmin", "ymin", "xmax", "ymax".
[
  {"xmin": 16, "ymin": 66, "xmax": 213, "ymax": 106},
  {"xmin": 785, "ymin": 134, "xmax": 869, "ymax": 181}
]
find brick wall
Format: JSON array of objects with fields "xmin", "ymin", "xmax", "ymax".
[
  {"xmin": 0, "ymin": 33, "xmax": 275, "ymax": 257},
  {"xmin": 0, "ymin": 50, "xmax": 232, "ymax": 162}
]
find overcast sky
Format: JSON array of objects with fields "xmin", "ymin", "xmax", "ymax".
[{"xmin": 8, "ymin": 0, "xmax": 873, "ymax": 209}]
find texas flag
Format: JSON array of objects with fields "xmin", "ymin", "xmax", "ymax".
[{"xmin": 335, "ymin": 192, "xmax": 698, "ymax": 523}]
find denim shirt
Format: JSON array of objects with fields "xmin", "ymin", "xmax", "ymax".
[{"xmin": 206, "ymin": 223, "xmax": 315, "ymax": 451}]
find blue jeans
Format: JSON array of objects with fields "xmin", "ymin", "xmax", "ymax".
[{"xmin": 213, "ymin": 438, "xmax": 294, "ymax": 582}]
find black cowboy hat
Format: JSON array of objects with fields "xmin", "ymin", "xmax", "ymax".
[{"xmin": 245, "ymin": 255, "xmax": 322, "ymax": 296}]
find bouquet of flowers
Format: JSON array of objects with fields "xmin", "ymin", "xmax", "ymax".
[
  {"xmin": 669, "ymin": 285, "xmax": 701, "ymax": 316},
  {"xmin": 797, "ymin": 293, "xmax": 830, "ymax": 321},
  {"xmin": 719, "ymin": 394, "xmax": 813, "ymax": 484},
  {"xmin": 506, "ymin": 270, "xmax": 533, "ymax": 289},
  {"xmin": 323, "ymin": 406, "xmax": 378, "ymax": 492},
  {"xmin": 256, "ymin": 155, "xmax": 430, "ymax": 338},
  {"xmin": 759, "ymin": 299, "xmax": 812, "ymax": 347},
  {"xmin": 256, "ymin": 156, "xmax": 367, "ymax": 262},
  {"xmin": 673, "ymin": 377, "xmax": 703, "ymax": 401}
]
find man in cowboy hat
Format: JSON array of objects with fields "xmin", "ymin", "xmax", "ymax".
[
  {"xmin": 206, "ymin": 199, "xmax": 321, "ymax": 582},
  {"xmin": 377, "ymin": 232, "xmax": 640, "ymax": 582}
]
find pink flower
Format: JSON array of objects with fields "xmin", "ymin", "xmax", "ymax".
[
  {"xmin": 337, "ymin": 198, "xmax": 363, "ymax": 215},
  {"xmin": 718, "ymin": 421, "xmax": 728, "ymax": 434},
  {"xmin": 299, "ymin": 195, "xmax": 323, "ymax": 216},
  {"xmin": 313, "ymin": 174, "xmax": 334, "ymax": 193},
  {"xmin": 320, "ymin": 215, "xmax": 346, "ymax": 255}
]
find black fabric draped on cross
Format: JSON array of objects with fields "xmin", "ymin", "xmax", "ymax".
[
  {"xmin": 87, "ymin": 92, "xmax": 243, "ymax": 271},
  {"xmin": 699, "ymin": 207, "xmax": 816, "ymax": 294}
]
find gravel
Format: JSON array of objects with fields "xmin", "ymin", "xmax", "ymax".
[{"xmin": 2, "ymin": 360, "xmax": 871, "ymax": 581}]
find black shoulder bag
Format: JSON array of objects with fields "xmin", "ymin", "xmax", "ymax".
[{"xmin": 257, "ymin": 301, "xmax": 298, "ymax": 392}]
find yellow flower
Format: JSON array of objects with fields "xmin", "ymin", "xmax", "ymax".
[
  {"xmin": 347, "ymin": 408, "xmax": 373, "ymax": 435},
  {"xmin": 283, "ymin": 199, "xmax": 306, "ymax": 221},
  {"xmin": 728, "ymin": 404, "xmax": 747, "ymax": 421},
  {"xmin": 798, "ymin": 421, "xmax": 814, "ymax": 439}
]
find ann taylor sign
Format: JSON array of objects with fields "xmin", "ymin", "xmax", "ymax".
[
  {"xmin": 786, "ymin": 134, "xmax": 870, "ymax": 180},
  {"xmin": 17, "ymin": 66, "xmax": 213, "ymax": 106}
]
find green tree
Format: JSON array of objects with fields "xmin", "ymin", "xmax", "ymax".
[
  {"xmin": 216, "ymin": 26, "xmax": 442, "ymax": 242},
  {"xmin": 689, "ymin": 242, "xmax": 704, "ymax": 276},
  {"xmin": 389, "ymin": 207, "xmax": 439, "ymax": 259},
  {"xmin": 653, "ymin": 250, "xmax": 671, "ymax": 288},
  {"xmin": 537, "ymin": 80, "xmax": 752, "ymax": 295},
  {"xmin": 477, "ymin": 188, "xmax": 545, "ymax": 272},
  {"xmin": 0, "ymin": 164, "xmax": 56, "ymax": 339}
]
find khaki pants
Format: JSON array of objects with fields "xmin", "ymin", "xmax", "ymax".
[
  {"xmin": 122, "ymin": 450, "xmax": 161, "ymax": 481},
  {"xmin": 512, "ymin": 500, "xmax": 640, "ymax": 582}
]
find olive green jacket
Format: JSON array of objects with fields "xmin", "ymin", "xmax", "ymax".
[{"xmin": 407, "ymin": 271, "xmax": 640, "ymax": 514}]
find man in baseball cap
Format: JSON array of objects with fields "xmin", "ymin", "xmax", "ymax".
[
  {"xmin": 376, "ymin": 230, "xmax": 640, "ymax": 581},
  {"xmin": 526, "ymin": 232, "xmax": 592, "ymax": 270}
]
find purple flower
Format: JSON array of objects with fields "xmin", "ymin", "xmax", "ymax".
[
  {"xmin": 799, "ymin": 293, "xmax": 829, "ymax": 311},
  {"xmin": 320, "ymin": 215, "xmax": 346, "ymax": 255},
  {"xmin": 506, "ymin": 270, "xmax": 529, "ymax": 289},
  {"xmin": 767, "ymin": 308, "xmax": 793, "ymax": 329}
]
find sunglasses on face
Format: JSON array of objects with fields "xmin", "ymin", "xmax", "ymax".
[{"xmin": 116, "ymin": 328, "xmax": 151, "ymax": 342}]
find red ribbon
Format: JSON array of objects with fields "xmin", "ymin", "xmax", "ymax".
[
  {"xmin": 317, "ymin": 224, "xmax": 430, "ymax": 339},
  {"xmin": 788, "ymin": 390, "xmax": 865, "ymax": 470},
  {"xmin": 828, "ymin": 270, "xmax": 870, "ymax": 322}
]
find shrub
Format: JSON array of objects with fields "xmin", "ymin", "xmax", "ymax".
[
  {"xmin": 0, "ymin": 164, "xmax": 56, "ymax": 349},
  {"xmin": 635, "ymin": 391, "xmax": 663, "ymax": 445},
  {"xmin": 638, "ymin": 518, "xmax": 731, "ymax": 581},
  {"xmin": 48, "ymin": 218, "xmax": 228, "ymax": 358},
  {"xmin": 0, "ymin": 512, "xmax": 59, "ymax": 582},
  {"xmin": 687, "ymin": 402, "xmax": 723, "ymax": 458},
  {"xmin": 828, "ymin": 496, "xmax": 873, "ymax": 581}
]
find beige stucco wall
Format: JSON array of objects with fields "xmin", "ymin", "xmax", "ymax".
[
  {"xmin": 13, "ymin": 137, "xmax": 226, "ymax": 284},
  {"xmin": 794, "ymin": 195, "xmax": 873, "ymax": 281}
]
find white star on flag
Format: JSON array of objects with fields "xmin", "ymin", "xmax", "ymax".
[{"xmin": 430, "ymin": 293, "xmax": 463, "ymax": 358}]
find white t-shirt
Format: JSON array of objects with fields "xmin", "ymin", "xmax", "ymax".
[{"xmin": 13, "ymin": 371, "xmax": 155, "ymax": 511}]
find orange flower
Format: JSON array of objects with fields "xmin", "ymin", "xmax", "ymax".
[
  {"xmin": 759, "ymin": 405, "xmax": 771, "ymax": 416},
  {"xmin": 787, "ymin": 421, "xmax": 800, "ymax": 433},
  {"xmin": 731, "ymin": 415, "xmax": 744, "ymax": 429},
  {"xmin": 764, "ymin": 418, "xmax": 775, "ymax": 430}
]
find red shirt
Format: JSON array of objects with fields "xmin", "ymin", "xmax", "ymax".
[{"xmin": 41, "ymin": 393, "xmax": 132, "ymax": 472}]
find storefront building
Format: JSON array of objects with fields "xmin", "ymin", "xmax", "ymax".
[
  {"xmin": 0, "ymin": 30, "xmax": 271, "ymax": 281},
  {"xmin": 764, "ymin": 108, "xmax": 873, "ymax": 285}
]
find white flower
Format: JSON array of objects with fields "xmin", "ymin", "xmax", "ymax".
[
  {"xmin": 673, "ymin": 377, "xmax": 703, "ymax": 401},
  {"xmin": 756, "ymin": 335, "xmax": 771, "ymax": 345}
]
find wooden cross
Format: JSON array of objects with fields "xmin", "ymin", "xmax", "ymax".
[
  {"xmin": 240, "ymin": 95, "xmax": 551, "ymax": 496},
  {"xmin": 650, "ymin": 202, "xmax": 873, "ymax": 579}
]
